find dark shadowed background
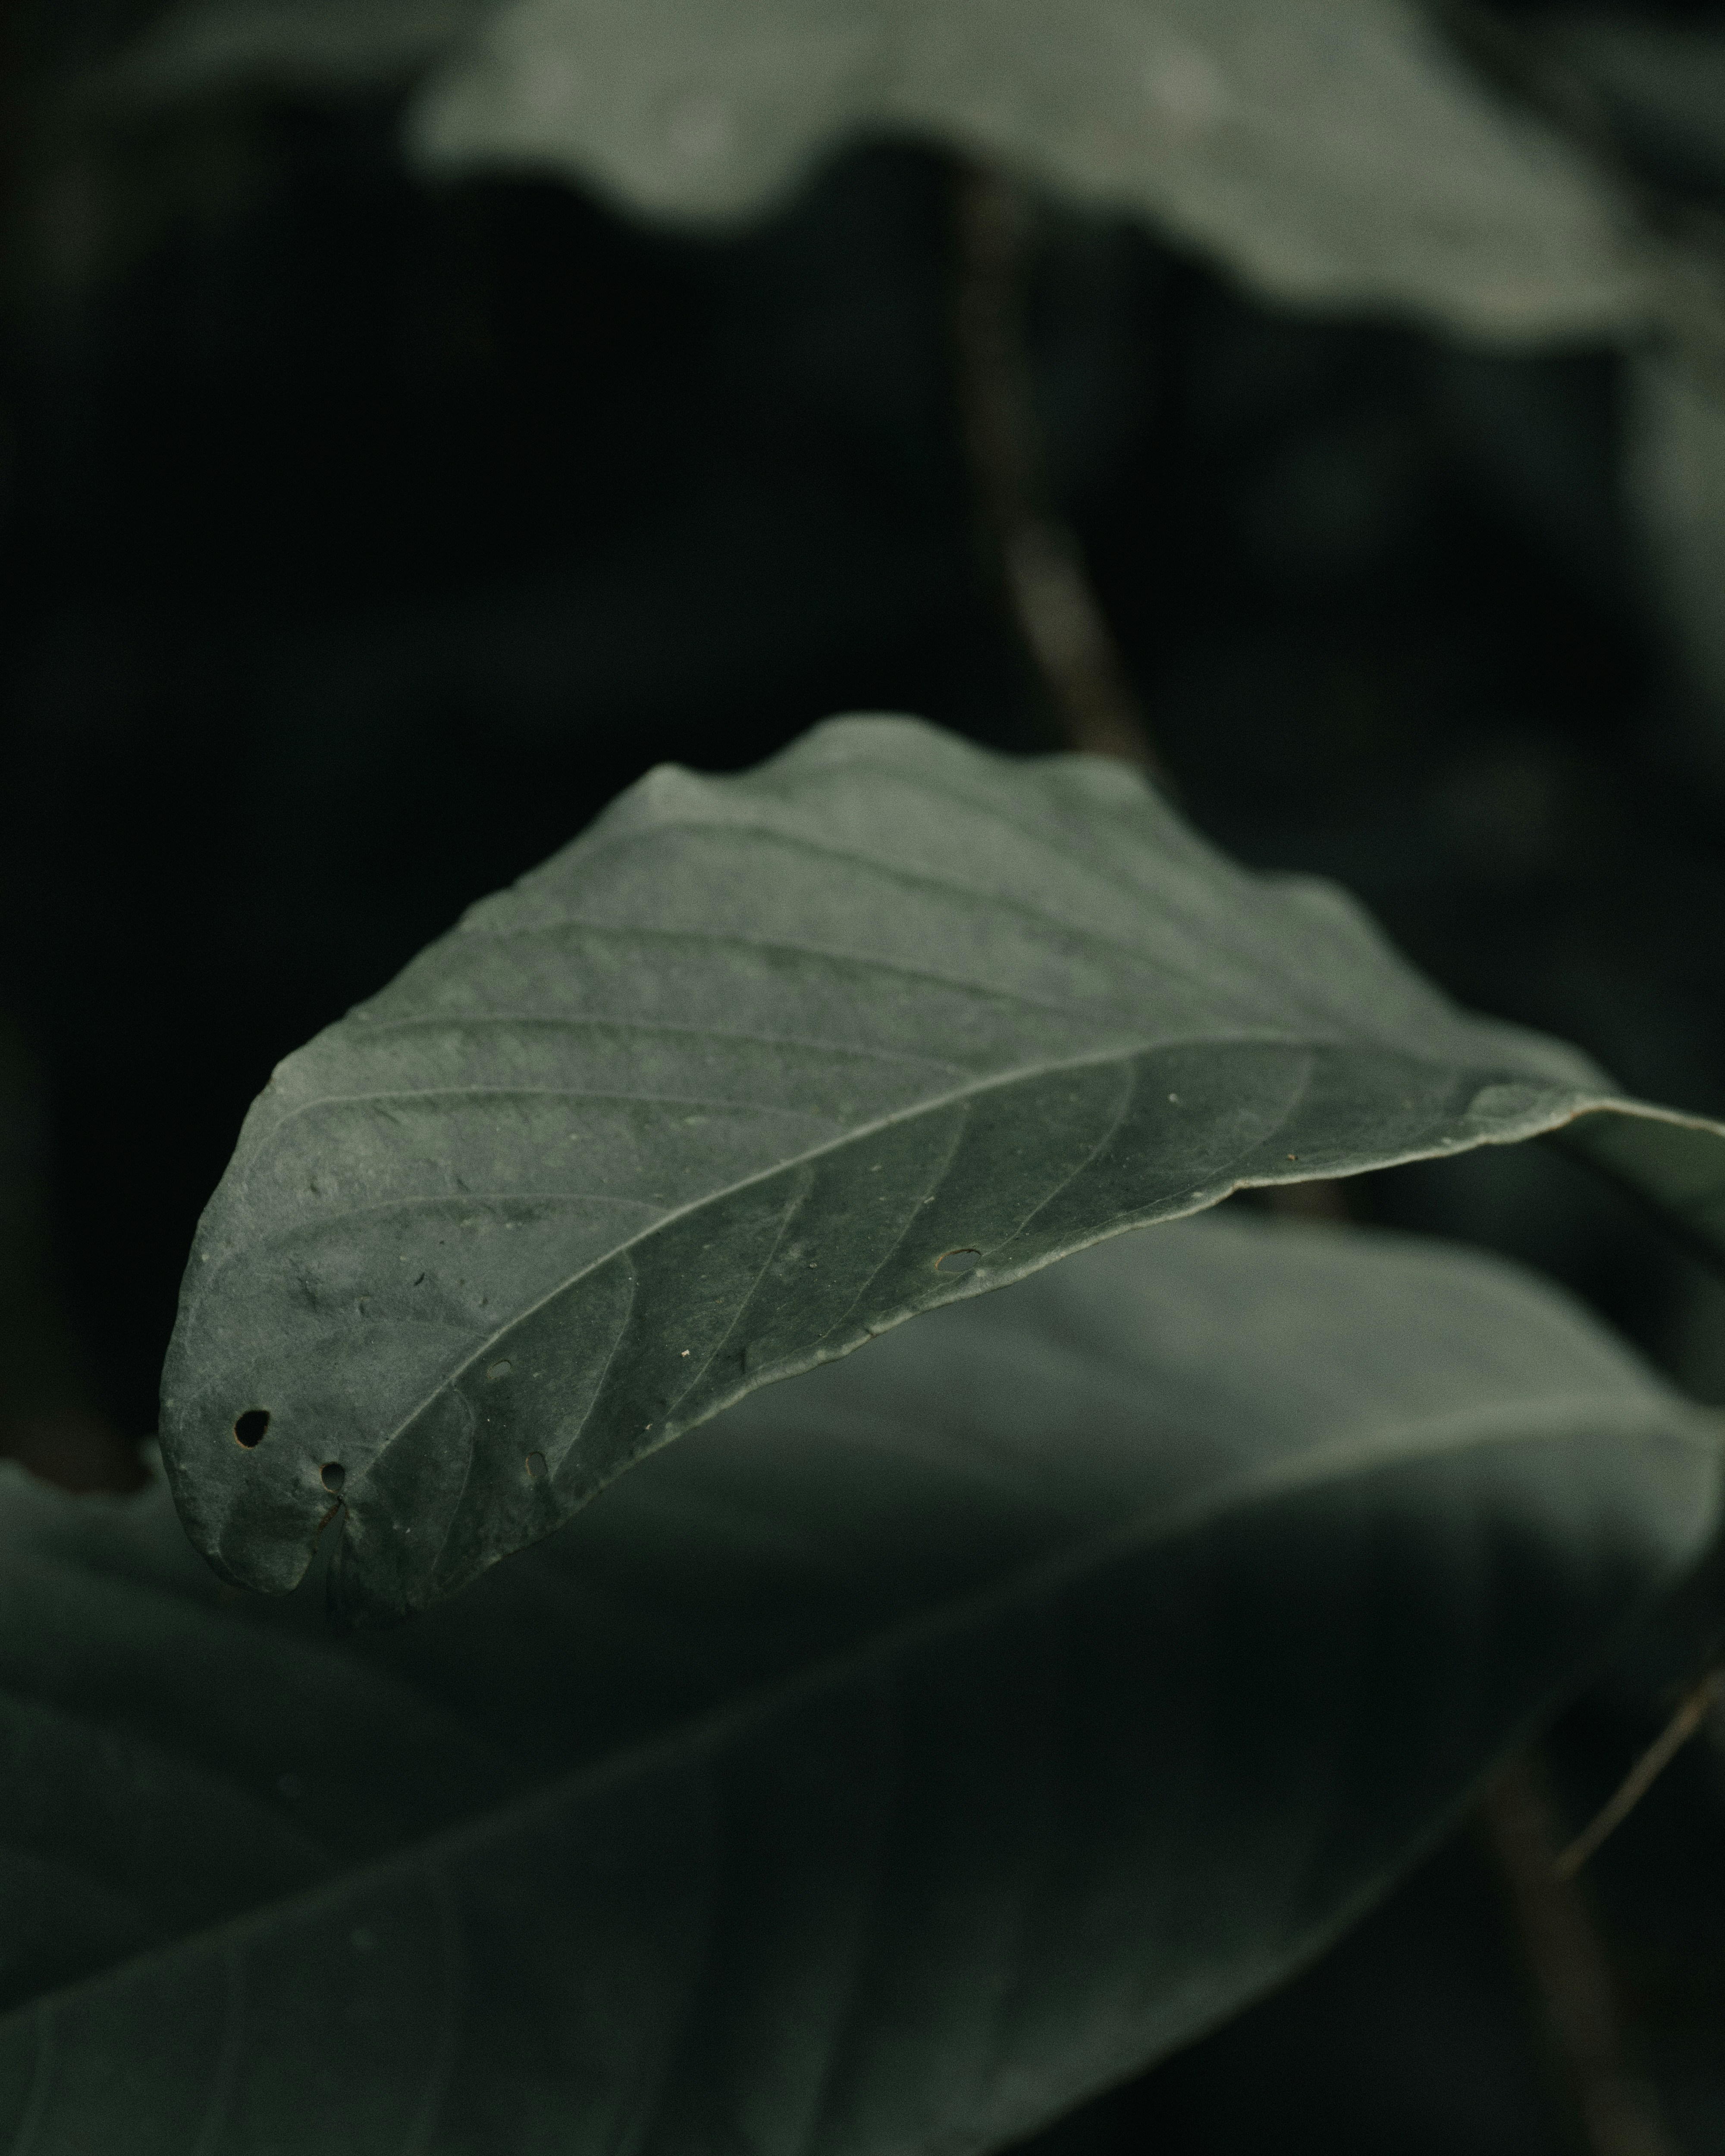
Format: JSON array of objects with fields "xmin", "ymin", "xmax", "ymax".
[{"xmin": 3, "ymin": 1, "xmax": 1725, "ymax": 2149}]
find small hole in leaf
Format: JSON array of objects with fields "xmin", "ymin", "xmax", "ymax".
[
  {"xmin": 936, "ymin": 1247, "xmax": 983, "ymax": 1276},
  {"xmin": 320, "ymin": 1462, "xmax": 346, "ymax": 1494},
  {"xmin": 233, "ymin": 1410, "xmax": 271, "ymax": 1448},
  {"xmin": 525, "ymin": 1450, "xmax": 547, "ymax": 1482}
]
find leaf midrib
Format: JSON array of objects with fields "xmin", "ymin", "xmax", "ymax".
[
  {"xmin": 238, "ymin": 1015, "xmax": 1554, "ymax": 1198},
  {"xmin": 326, "ymin": 1033, "xmax": 1599, "ymax": 1477}
]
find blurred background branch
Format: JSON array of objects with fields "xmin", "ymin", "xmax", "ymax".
[
  {"xmin": 950, "ymin": 160, "xmax": 1160, "ymax": 773},
  {"xmin": 1483, "ymin": 1754, "xmax": 1674, "ymax": 2156}
]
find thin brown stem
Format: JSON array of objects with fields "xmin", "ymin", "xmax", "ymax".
[
  {"xmin": 950, "ymin": 161, "xmax": 1161, "ymax": 774},
  {"xmin": 1482, "ymin": 1754, "xmax": 1676, "ymax": 2156},
  {"xmin": 1556, "ymin": 1667, "xmax": 1725, "ymax": 1880}
]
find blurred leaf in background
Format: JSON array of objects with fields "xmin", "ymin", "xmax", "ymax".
[{"xmin": 126, "ymin": 0, "xmax": 1647, "ymax": 336}]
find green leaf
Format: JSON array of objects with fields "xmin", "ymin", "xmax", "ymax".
[
  {"xmin": 122, "ymin": 0, "xmax": 1644, "ymax": 342},
  {"xmin": 160, "ymin": 714, "xmax": 1725, "ymax": 1622},
  {"xmin": 8, "ymin": 1218, "xmax": 1720, "ymax": 2150}
]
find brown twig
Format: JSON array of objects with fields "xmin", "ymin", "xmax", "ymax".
[
  {"xmin": 1481, "ymin": 1754, "xmax": 1675, "ymax": 2156},
  {"xmin": 1556, "ymin": 1667, "xmax": 1725, "ymax": 1880},
  {"xmin": 950, "ymin": 161, "xmax": 1161, "ymax": 774}
]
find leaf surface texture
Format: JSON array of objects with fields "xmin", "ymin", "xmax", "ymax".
[
  {"xmin": 158, "ymin": 715, "xmax": 1725, "ymax": 1618},
  {"xmin": 10, "ymin": 1217, "xmax": 1722, "ymax": 2151}
]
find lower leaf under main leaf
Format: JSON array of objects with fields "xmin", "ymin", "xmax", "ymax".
[{"xmin": 1, "ymin": 1215, "xmax": 1716, "ymax": 2153}]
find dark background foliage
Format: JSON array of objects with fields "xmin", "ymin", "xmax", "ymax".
[{"xmin": 3, "ymin": 2, "xmax": 1725, "ymax": 2149}]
